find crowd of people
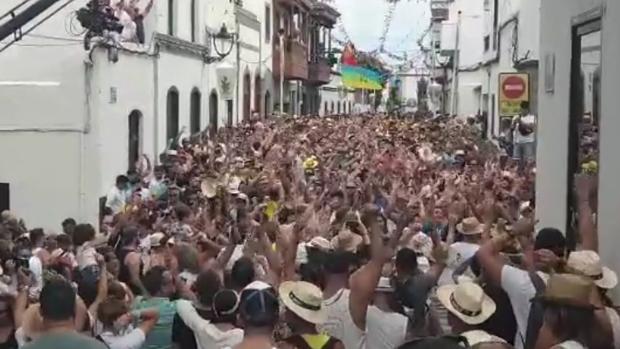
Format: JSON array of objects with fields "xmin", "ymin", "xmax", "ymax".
[{"xmin": 0, "ymin": 113, "xmax": 616, "ymax": 349}]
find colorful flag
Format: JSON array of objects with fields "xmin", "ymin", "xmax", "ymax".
[{"xmin": 341, "ymin": 64, "xmax": 384, "ymax": 90}]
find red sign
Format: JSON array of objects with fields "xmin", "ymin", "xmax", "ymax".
[{"xmin": 502, "ymin": 76, "xmax": 527, "ymax": 99}]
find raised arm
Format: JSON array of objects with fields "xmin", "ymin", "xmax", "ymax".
[
  {"xmin": 88, "ymin": 255, "xmax": 108, "ymax": 316},
  {"xmin": 575, "ymin": 174, "xmax": 597, "ymax": 251},
  {"xmin": 349, "ymin": 206, "xmax": 385, "ymax": 330}
]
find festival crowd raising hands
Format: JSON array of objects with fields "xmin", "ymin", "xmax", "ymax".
[{"xmin": 0, "ymin": 113, "xmax": 616, "ymax": 349}]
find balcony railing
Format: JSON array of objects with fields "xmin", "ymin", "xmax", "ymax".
[
  {"xmin": 273, "ymin": 38, "xmax": 308, "ymax": 80},
  {"xmin": 308, "ymin": 57, "xmax": 331, "ymax": 85}
]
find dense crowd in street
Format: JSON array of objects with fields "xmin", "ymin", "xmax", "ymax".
[{"xmin": 0, "ymin": 113, "xmax": 616, "ymax": 349}]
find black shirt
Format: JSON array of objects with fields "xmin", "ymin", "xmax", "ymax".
[{"xmin": 172, "ymin": 305, "xmax": 213, "ymax": 349}]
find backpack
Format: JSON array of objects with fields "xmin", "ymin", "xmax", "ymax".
[{"xmin": 524, "ymin": 271, "xmax": 546, "ymax": 349}]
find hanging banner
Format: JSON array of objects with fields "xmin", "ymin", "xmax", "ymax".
[
  {"xmin": 341, "ymin": 64, "xmax": 383, "ymax": 90},
  {"xmin": 499, "ymin": 73, "xmax": 529, "ymax": 116}
]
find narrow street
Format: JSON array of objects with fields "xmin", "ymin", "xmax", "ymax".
[{"xmin": 0, "ymin": 1, "xmax": 619, "ymax": 349}]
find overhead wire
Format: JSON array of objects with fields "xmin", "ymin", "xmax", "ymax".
[{"xmin": 0, "ymin": 0, "xmax": 77, "ymax": 53}]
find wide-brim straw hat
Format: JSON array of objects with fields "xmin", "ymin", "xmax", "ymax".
[
  {"xmin": 566, "ymin": 250, "xmax": 618, "ymax": 289},
  {"xmin": 279, "ymin": 281, "xmax": 327, "ymax": 324},
  {"xmin": 437, "ymin": 282, "xmax": 496, "ymax": 325},
  {"xmin": 457, "ymin": 217, "xmax": 484, "ymax": 236},
  {"xmin": 330, "ymin": 229, "xmax": 363, "ymax": 253},
  {"xmin": 534, "ymin": 273, "xmax": 598, "ymax": 309}
]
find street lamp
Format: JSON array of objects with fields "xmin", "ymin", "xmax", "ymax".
[{"xmin": 206, "ymin": 23, "xmax": 237, "ymax": 63}]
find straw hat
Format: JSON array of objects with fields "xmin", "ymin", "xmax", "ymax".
[
  {"xmin": 566, "ymin": 250, "xmax": 617, "ymax": 289},
  {"xmin": 330, "ymin": 229, "xmax": 363, "ymax": 253},
  {"xmin": 461, "ymin": 330, "xmax": 506, "ymax": 346},
  {"xmin": 201, "ymin": 178, "xmax": 218, "ymax": 199},
  {"xmin": 227, "ymin": 176, "xmax": 241, "ymax": 195},
  {"xmin": 150, "ymin": 232, "xmax": 167, "ymax": 248},
  {"xmin": 457, "ymin": 217, "xmax": 484, "ymax": 236},
  {"xmin": 437, "ymin": 282, "xmax": 496, "ymax": 325},
  {"xmin": 535, "ymin": 273, "xmax": 597, "ymax": 308},
  {"xmin": 306, "ymin": 236, "xmax": 332, "ymax": 251},
  {"xmin": 279, "ymin": 281, "xmax": 327, "ymax": 324}
]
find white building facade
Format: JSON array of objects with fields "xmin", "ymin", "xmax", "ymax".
[
  {"xmin": 317, "ymin": 71, "xmax": 355, "ymax": 116},
  {"xmin": 536, "ymin": 0, "xmax": 620, "ymax": 299},
  {"xmin": 431, "ymin": 0, "xmax": 539, "ymax": 133},
  {"xmin": 0, "ymin": 0, "xmax": 273, "ymax": 230}
]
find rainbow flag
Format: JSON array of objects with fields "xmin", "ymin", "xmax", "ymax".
[{"xmin": 341, "ymin": 64, "xmax": 384, "ymax": 90}]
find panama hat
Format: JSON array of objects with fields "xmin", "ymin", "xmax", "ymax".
[
  {"xmin": 461, "ymin": 330, "xmax": 506, "ymax": 346},
  {"xmin": 150, "ymin": 232, "xmax": 167, "ymax": 247},
  {"xmin": 330, "ymin": 229, "xmax": 363, "ymax": 253},
  {"xmin": 456, "ymin": 217, "xmax": 484, "ymax": 236},
  {"xmin": 279, "ymin": 281, "xmax": 327, "ymax": 324},
  {"xmin": 566, "ymin": 250, "xmax": 617, "ymax": 289},
  {"xmin": 535, "ymin": 273, "xmax": 597, "ymax": 309},
  {"xmin": 437, "ymin": 282, "xmax": 496, "ymax": 325},
  {"xmin": 201, "ymin": 178, "xmax": 218, "ymax": 199},
  {"xmin": 306, "ymin": 236, "xmax": 333, "ymax": 251}
]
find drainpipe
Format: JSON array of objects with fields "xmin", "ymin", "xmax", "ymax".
[
  {"xmin": 235, "ymin": 12, "xmax": 240, "ymax": 124},
  {"xmin": 450, "ymin": 11, "xmax": 462, "ymax": 116},
  {"xmin": 153, "ymin": 44, "xmax": 160, "ymax": 164}
]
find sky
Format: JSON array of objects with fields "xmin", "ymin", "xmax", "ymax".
[{"xmin": 331, "ymin": 0, "xmax": 430, "ymax": 59}]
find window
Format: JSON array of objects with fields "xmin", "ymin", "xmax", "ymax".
[
  {"xmin": 337, "ymin": 101, "xmax": 341, "ymax": 114},
  {"xmin": 567, "ymin": 18, "xmax": 602, "ymax": 247},
  {"xmin": 226, "ymin": 100, "xmax": 233, "ymax": 126},
  {"xmin": 191, "ymin": 0, "xmax": 197, "ymax": 42},
  {"xmin": 168, "ymin": 0, "xmax": 175, "ymax": 36},
  {"xmin": 330, "ymin": 101, "xmax": 334, "ymax": 114},
  {"xmin": 190, "ymin": 88, "xmax": 201, "ymax": 134},
  {"xmin": 166, "ymin": 87, "xmax": 179, "ymax": 142},
  {"xmin": 484, "ymin": 35, "xmax": 490, "ymax": 52},
  {"xmin": 324, "ymin": 102, "xmax": 328, "ymax": 115},
  {"xmin": 265, "ymin": 5, "xmax": 271, "ymax": 44}
]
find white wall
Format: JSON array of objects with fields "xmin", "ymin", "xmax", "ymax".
[{"xmin": 537, "ymin": 0, "xmax": 620, "ymax": 299}]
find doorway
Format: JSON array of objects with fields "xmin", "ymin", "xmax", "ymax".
[
  {"xmin": 128, "ymin": 110, "xmax": 142, "ymax": 171},
  {"xmin": 227, "ymin": 100, "xmax": 234, "ymax": 127},
  {"xmin": 264, "ymin": 91, "xmax": 271, "ymax": 117},
  {"xmin": 567, "ymin": 18, "xmax": 602, "ymax": 248},
  {"xmin": 254, "ymin": 74, "xmax": 262, "ymax": 117},
  {"xmin": 209, "ymin": 90, "xmax": 219, "ymax": 134}
]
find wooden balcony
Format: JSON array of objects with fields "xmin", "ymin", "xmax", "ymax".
[
  {"xmin": 273, "ymin": 39, "xmax": 308, "ymax": 80},
  {"xmin": 308, "ymin": 58, "xmax": 331, "ymax": 85}
]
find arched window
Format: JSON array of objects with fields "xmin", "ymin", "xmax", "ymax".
[
  {"xmin": 168, "ymin": 0, "xmax": 175, "ymax": 36},
  {"xmin": 190, "ymin": 88, "xmax": 201, "ymax": 134},
  {"xmin": 324, "ymin": 102, "xmax": 328, "ymax": 115},
  {"xmin": 254, "ymin": 74, "xmax": 262, "ymax": 117},
  {"xmin": 330, "ymin": 101, "xmax": 334, "ymax": 114},
  {"xmin": 190, "ymin": 0, "xmax": 197, "ymax": 42},
  {"xmin": 209, "ymin": 90, "xmax": 218, "ymax": 135},
  {"xmin": 128, "ymin": 110, "xmax": 142, "ymax": 170},
  {"xmin": 337, "ymin": 101, "xmax": 341, "ymax": 114},
  {"xmin": 349, "ymin": 101, "xmax": 352, "ymax": 114},
  {"xmin": 166, "ymin": 87, "xmax": 179, "ymax": 142}
]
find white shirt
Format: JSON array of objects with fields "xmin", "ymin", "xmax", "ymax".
[
  {"xmin": 513, "ymin": 114, "xmax": 536, "ymax": 144},
  {"xmin": 366, "ymin": 306, "xmax": 408, "ymax": 349},
  {"xmin": 28, "ymin": 255, "xmax": 43, "ymax": 299},
  {"xmin": 100, "ymin": 327, "xmax": 146, "ymax": 349},
  {"xmin": 438, "ymin": 242, "xmax": 480, "ymax": 286},
  {"xmin": 501, "ymin": 265, "xmax": 549, "ymax": 349},
  {"xmin": 116, "ymin": 9, "xmax": 137, "ymax": 42},
  {"xmin": 318, "ymin": 289, "xmax": 366, "ymax": 349},
  {"xmin": 176, "ymin": 300, "xmax": 244, "ymax": 349},
  {"xmin": 76, "ymin": 242, "xmax": 98, "ymax": 270},
  {"xmin": 106, "ymin": 186, "xmax": 128, "ymax": 214}
]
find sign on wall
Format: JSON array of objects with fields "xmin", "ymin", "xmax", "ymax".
[{"xmin": 499, "ymin": 73, "xmax": 529, "ymax": 116}]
